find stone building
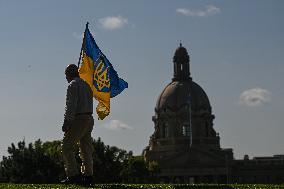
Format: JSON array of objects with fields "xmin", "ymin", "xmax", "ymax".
[
  {"xmin": 231, "ymin": 155, "xmax": 284, "ymax": 184},
  {"xmin": 144, "ymin": 45, "xmax": 284, "ymax": 184}
]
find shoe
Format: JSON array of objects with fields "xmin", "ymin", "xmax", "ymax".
[
  {"xmin": 61, "ymin": 174, "xmax": 82, "ymax": 184},
  {"xmin": 82, "ymin": 175, "xmax": 94, "ymax": 186}
]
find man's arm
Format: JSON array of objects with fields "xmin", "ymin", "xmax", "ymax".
[{"xmin": 63, "ymin": 81, "xmax": 78, "ymax": 132}]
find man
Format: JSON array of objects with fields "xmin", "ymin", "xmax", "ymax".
[{"xmin": 61, "ymin": 64, "xmax": 94, "ymax": 185}]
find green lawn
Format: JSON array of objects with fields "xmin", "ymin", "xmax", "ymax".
[{"xmin": 0, "ymin": 184, "xmax": 283, "ymax": 189}]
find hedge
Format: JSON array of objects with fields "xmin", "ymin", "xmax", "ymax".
[{"xmin": 0, "ymin": 184, "xmax": 283, "ymax": 189}]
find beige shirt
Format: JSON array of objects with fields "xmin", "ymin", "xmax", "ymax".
[{"xmin": 64, "ymin": 77, "xmax": 93, "ymax": 121}]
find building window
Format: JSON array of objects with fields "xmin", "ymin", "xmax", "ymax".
[
  {"xmin": 161, "ymin": 123, "xmax": 169, "ymax": 138},
  {"xmin": 182, "ymin": 125, "xmax": 191, "ymax": 137},
  {"xmin": 164, "ymin": 123, "xmax": 169, "ymax": 138}
]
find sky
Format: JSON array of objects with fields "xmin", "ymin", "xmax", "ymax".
[{"xmin": 0, "ymin": 0, "xmax": 283, "ymax": 159}]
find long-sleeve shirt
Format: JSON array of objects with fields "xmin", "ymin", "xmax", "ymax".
[{"xmin": 64, "ymin": 77, "xmax": 93, "ymax": 121}]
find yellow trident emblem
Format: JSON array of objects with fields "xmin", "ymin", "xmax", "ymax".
[{"xmin": 94, "ymin": 59, "xmax": 110, "ymax": 91}]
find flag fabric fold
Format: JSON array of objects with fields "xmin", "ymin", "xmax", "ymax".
[{"xmin": 79, "ymin": 24, "xmax": 128, "ymax": 120}]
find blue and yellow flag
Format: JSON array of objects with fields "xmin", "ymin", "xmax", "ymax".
[{"xmin": 79, "ymin": 23, "xmax": 128, "ymax": 120}]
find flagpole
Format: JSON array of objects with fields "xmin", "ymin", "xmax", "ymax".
[
  {"xmin": 77, "ymin": 22, "xmax": 89, "ymax": 68},
  {"xmin": 188, "ymin": 95, "xmax": 192, "ymax": 148},
  {"xmin": 189, "ymin": 98, "xmax": 192, "ymax": 147}
]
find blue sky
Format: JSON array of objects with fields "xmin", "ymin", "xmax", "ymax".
[{"xmin": 0, "ymin": 0, "xmax": 283, "ymax": 159}]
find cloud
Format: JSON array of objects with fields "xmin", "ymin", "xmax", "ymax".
[
  {"xmin": 103, "ymin": 120, "xmax": 133, "ymax": 130},
  {"xmin": 99, "ymin": 16, "xmax": 128, "ymax": 30},
  {"xmin": 239, "ymin": 88, "xmax": 271, "ymax": 107},
  {"xmin": 176, "ymin": 5, "xmax": 220, "ymax": 17}
]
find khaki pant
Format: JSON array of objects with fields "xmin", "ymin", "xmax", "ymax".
[{"xmin": 62, "ymin": 114, "xmax": 94, "ymax": 177}]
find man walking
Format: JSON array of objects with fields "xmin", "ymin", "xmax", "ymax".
[{"xmin": 61, "ymin": 64, "xmax": 94, "ymax": 185}]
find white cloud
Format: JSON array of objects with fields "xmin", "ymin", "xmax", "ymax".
[
  {"xmin": 103, "ymin": 120, "xmax": 133, "ymax": 130},
  {"xmin": 239, "ymin": 87, "xmax": 271, "ymax": 107},
  {"xmin": 176, "ymin": 5, "xmax": 220, "ymax": 17},
  {"xmin": 99, "ymin": 16, "xmax": 128, "ymax": 30}
]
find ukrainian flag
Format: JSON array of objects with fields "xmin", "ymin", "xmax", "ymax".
[{"xmin": 79, "ymin": 23, "xmax": 128, "ymax": 120}]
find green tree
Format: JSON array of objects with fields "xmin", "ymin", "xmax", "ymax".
[
  {"xmin": 0, "ymin": 138, "xmax": 154, "ymax": 183},
  {"xmin": 147, "ymin": 161, "xmax": 160, "ymax": 183},
  {"xmin": 0, "ymin": 140, "xmax": 64, "ymax": 183},
  {"xmin": 92, "ymin": 137, "xmax": 130, "ymax": 183},
  {"xmin": 0, "ymin": 163, "xmax": 5, "ymax": 182},
  {"xmin": 122, "ymin": 156, "xmax": 149, "ymax": 183}
]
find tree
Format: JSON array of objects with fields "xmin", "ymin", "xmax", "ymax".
[
  {"xmin": 0, "ymin": 163, "xmax": 5, "ymax": 182},
  {"xmin": 92, "ymin": 137, "xmax": 130, "ymax": 183},
  {"xmin": 0, "ymin": 138, "xmax": 154, "ymax": 183},
  {"xmin": 121, "ymin": 156, "xmax": 149, "ymax": 183},
  {"xmin": 147, "ymin": 161, "xmax": 160, "ymax": 183},
  {"xmin": 0, "ymin": 140, "xmax": 64, "ymax": 183}
]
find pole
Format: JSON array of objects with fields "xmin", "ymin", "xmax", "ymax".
[
  {"xmin": 187, "ymin": 94, "xmax": 192, "ymax": 149},
  {"xmin": 189, "ymin": 100, "xmax": 192, "ymax": 147},
  {"xmin": 77, "ymin": 22, "xmax": 89, "ymax": 68}
]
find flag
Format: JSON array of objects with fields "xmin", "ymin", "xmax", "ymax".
[{"xmin": 79, "ymin": 23, "xmax": 128, "ymax": 120}]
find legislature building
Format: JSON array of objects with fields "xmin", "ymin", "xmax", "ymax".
[{"xmin": 143, "ymin": 45, "xmax": 284, "ymax": 184}]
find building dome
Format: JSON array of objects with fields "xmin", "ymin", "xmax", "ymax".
[
  {"xmin": 144, "ymin": 45, "xmax": 233, "ymax": 183},
  {"xmin": 156, "ymin": 80, "xmax": 212, "ymax": 113},
  {"xmin": 148, "ymin": 44, "xmax": 218, "ymax": 151}
]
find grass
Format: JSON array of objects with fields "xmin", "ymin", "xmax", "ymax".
[{"xmin": 0, "ymin": 184, "xmax": 284, "ymax": 189}]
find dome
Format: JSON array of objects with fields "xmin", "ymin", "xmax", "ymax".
[
  {"xmin": 156, "ymin": 80, "xmax": 211, "ymax": 113},
  {"xmin": 173, "ymin": 45, "xmax": 190, "ymax": 64}
]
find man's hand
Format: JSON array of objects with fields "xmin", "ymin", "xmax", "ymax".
[{"xmin": 62, "ymin": 120, "xmax": 72, "ymax": 133}]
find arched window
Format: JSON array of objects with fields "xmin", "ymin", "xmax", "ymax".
[
  {"xmin": 161, "ymin": 123, "xmax": 169, "ymax": 138},
  {"xmin": 164, "ymin": 123, "xmax": 169, "ymax": 138}
]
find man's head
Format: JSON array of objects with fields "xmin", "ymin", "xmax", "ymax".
[{"xmin": 65, "ymin": 64, "xmax": 79, "ymax": 83}]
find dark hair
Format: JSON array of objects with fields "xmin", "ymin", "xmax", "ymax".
[{"xmin": 65, "ymin": 64, "xmax": 79, "ymax": 78}]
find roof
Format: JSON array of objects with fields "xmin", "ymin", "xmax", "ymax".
[{"xmin": 156, "ymin": 80, "xmax": 211, "ymax": 113}]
